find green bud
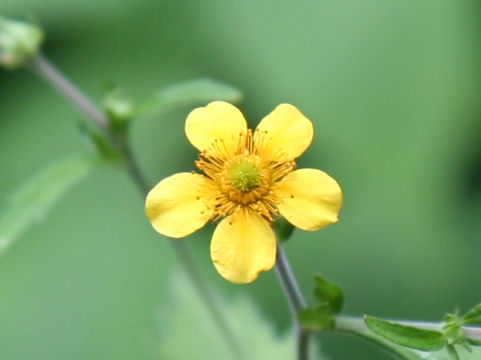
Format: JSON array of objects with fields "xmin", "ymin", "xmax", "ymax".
[
  {"xmin": 0, "ymin": 17, "xmax": 43, "ymax": 70},
  {"xmin": 102, "ymin": 91, "xmax": 134, "ymax": 136}
]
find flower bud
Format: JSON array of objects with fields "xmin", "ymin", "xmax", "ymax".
[
  {"xmin": 0, "ymin": 17, "xmax": 43, "ymax": 70},
  {"xmin": 102, "ymin": 91, "xmax": 134, "ymax": 135}
]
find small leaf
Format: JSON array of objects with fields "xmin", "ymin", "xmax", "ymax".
[
  {"xmin": 79, "ymin": 122, "xmax": 123, "ymax": 162},
  {"xmin": 459, "ymin": 339, "xmax": 473, "ymax": 353},
  {"xmin": 313, "ymin": 275, "xmax": 344, "ymax": 314},
  {"xmin": 364, "ymin": 315, "xmax": 446, "ymax": 351},
  {"xmin": 424, "ymin": 345, "xmax": 481, "ymax": 360},
  {"xmin": 136, "ymin": 78, "xmax": 243, "ymax": 116},
  {"xmin": 0, "ymin": 153, "xmax": 101, "ymax": 256},
  {"xmin": 274, "ymin": 217, "xmax": 294, "ymax": 242},
  {"xmin": 467, "ymin": 338, "xmax": 481, "ymax": 346},
  {"xmin": 298, "ymin": 305, "xmax": 335, "ymax": 331},
  {"xmin": 462, "ymin": 303, "xmax": 481, "ymax": 325},
  {"xmin": 356, "ymin": 332, "xmax": 430, "ymax": 360},
  {"xmin": 446, "ymin": 345, "xmax": 460, "ymax": 360}
]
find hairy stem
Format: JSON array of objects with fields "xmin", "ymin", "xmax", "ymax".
[
  {"xmin": 30, "ymin": 52, "xmax": 245, "ymax": 360},
  {"xmin": 275, "ymin": 245, "xmax": 311, "ymax": 360}
]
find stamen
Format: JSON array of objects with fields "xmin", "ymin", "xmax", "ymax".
[{"xmin": 194, "ymin": 128, "xmax": 296, "ymax": 223}]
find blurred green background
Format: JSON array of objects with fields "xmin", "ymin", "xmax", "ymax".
[{"xmin": 1, "ymin": 0, "xmax": 480, "ymax": 359}]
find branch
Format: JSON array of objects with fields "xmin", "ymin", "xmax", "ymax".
[
  {"xmin": 29, "ymin": 52, "xmax": 246, "ymax": 360},
  {"xmin": 275, "ymin": 245, "xmax": 311, "ymax": 360}
]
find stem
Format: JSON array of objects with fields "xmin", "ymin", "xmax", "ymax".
[
  {"xmin": 31, "ymin": 54, "xmax": 107, "ymax": 129},
  {"xmin": 30, "ymin": 52, "xmax": 245, "ymax": 360},
  {"xmin": 275, "ymin": 246, "xmax": 306, "ymax": 312},
  {"xmin": 275, "ymin": 245, "xmax": 311, "ymax": 360}
]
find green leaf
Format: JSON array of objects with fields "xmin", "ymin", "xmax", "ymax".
[
  {"xmin": 443, "ymin": 322, "xmax": 465, "ymax": 347},
  {"xmin": 467, "ymin": 339, "xmax": 481, "ymax": 346},
  {"xmin": 363, "ymin": 339, "xmax": 481, "ymax": 360},
  {"xmin": 358, "ymin": 333, "xmax": 429, "ymax": 360},
  {"xmin": 313, "ymin": 275, "xmax": 344, "ymax": 314},
  {"xmin": 274, "ymin": 217, "xmax": 294, "ymax": 242},
  {"xmin": 429, "ymin": 347, "xmax": 481, "ymax": 360},
  {"xmin": 446, "ymin": 345, "xmax": 460, "ymax": 360},
  {"xmin": 136, "ymin": 78, "xmax": 243, "ymax": 116},
  {"xmin": 0, "ymin": 153, "xmax": 101, "ymax": 256},
  {"xmin": 364, "ymin": 315, "xmax": 445, "ymax": 351},
  {"xmin": 462, "ymin": 303, "xmax": 481, "ymax": 325},
  {"xmin": 154, "ymin": 269, "xmax": 326, "ymax": 360},
  {"xmin": 79, "ymin": 122, "xmax": 123, "ymax": 162},
  {"xmin": 298, "ymin": 305, "xmax": 335, "ymax": 331}
]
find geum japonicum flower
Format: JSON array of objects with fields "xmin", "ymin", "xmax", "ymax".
[{"xmin": 145, "ymin": 101, "xmax": 342, "ymax": 284}]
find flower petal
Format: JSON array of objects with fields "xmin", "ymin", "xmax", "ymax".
[
  {"xmin": 145, "ymin": 172, "xmax": 214, "ymax": 238},
  {"xmin": 274, "ymin": 169, "xmax": 342, "ymax": 231},
  {"xmin": 185, "ymin": 101, "xmax": 247, "ymax": 155},
  {"xmin": 255, "ymin": 104, "xmax": 313, "ymax": 160},
  {"xmin": 210, "ymin": 208, "xmax": 276, "ymax": 284}
]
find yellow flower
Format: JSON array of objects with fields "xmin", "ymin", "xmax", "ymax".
[{"xmin": 145, "ymin": 101, "xmax": 342, "ymax": 284}]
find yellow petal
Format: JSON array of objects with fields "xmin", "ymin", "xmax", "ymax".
[
  {"xmin": 185, "ymin": 101, "xmax": 247, "ymax": 155},
  {"xmin": 210, "ymin": 208, "xmax": 276, "ymax": 284},
  {"xmin": 255, "ymin": 104, "xmax": 313, "ymax": 160},
  {"xmin": 274, "ymin": 169, "xmax": 342, "ymax": 231},
  {"xmin": 145, "ymin": 172, "xmax": 214, "ymax": 238}
]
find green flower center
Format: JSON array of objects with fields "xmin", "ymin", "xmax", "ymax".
[{"xmin": 228, "ymin": 160, "xmax": 262, "ymax": 192}]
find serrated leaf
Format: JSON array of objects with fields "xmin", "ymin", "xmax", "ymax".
[
  {"xmin": 136, "ymin": 78, "xmax": 243, "ymax": 116},
  {"xmin": 462, "ymin": 303, "xmax": 481, "ymax": 325},
  {"xmin": 0, "ymin": 153, "xmax": 101, "ymax": 256},
  {"xmin": 154, "ymin": 269, "xmax": 326, "ymax": 360},
  {"xmin": 364, "ymin": 315, "xmax": 445, "ymax": 351},
  {"xmin": 313, "ymin": 275, "xmax": 344, "ymax": 314},
  {"xmin": 298, "ymin": 306, "xmax": 335, "ymax": 331}
]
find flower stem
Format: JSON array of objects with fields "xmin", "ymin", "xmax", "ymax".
[
  {"xmin": 29, "ymin": 52, "xmax": 245, "ymax": 360},
  {"xmin": 31, "ymin": 53, "xmax": 107, "ymax": 129},
  {"xmin": 275, "ymin": 245, "xmax": 311, "ymax": 360}
]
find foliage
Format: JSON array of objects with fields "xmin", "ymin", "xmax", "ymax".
[
  {"xmin": 135, "ymin": 78, "xmax": 243, "ymax": 117},
  {"xmin": 364, "ymin": 304, "xmax": 481, "ymax": 359},
  {"xmin": 0, "ymin": 153, "xmax": 101, "ymax": 255},
  {"xmin": 155, "ymin": 270, "xmax": 326, "ymax": 360},
  {"xmin": 298, "ymin": 275, "xmax": 344, "ymax": 331},
  {"xmin": 364, "ymin": 316, "xmax": 445, "ymax": 351}
]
